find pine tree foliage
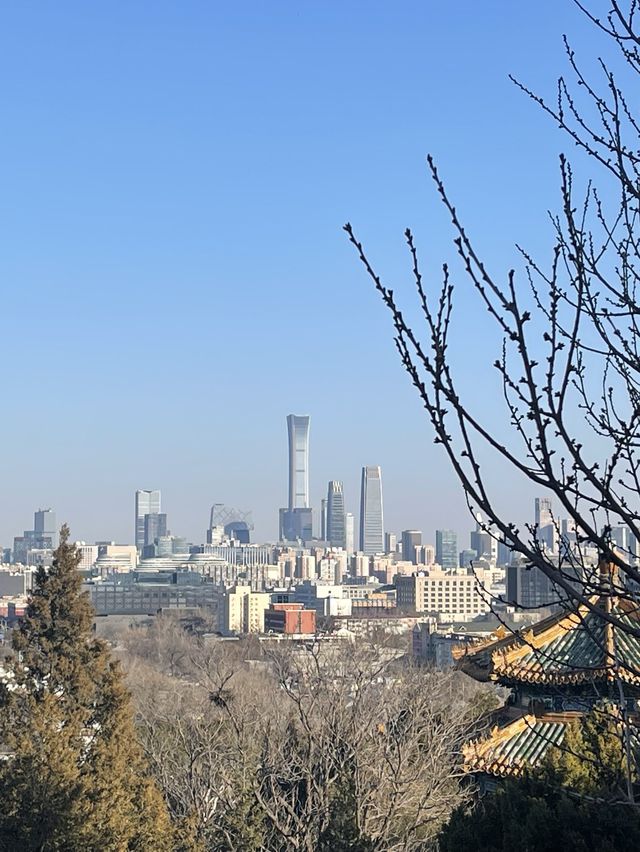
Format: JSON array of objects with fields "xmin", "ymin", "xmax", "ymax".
[
  {"xmin": 544, "ymin": 702, "xmax": 636, "ymax": 800},
  {"xmin": 0, "ymin": 525, "xmax": 173, "ymax": 851}
]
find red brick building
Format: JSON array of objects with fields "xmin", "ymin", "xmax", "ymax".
[{"xmin": 264, "ymin": 602, "xmax": 316, "ymax": 635}]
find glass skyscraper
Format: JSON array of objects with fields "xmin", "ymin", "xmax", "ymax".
[
  {"xmin": 359, "ymin": 466, "xmax": 384, "ymax": 555},
  {"xmin": 280, "ymin": 415, "xmax": 313, "ymax": 543},
  {"xmin": 144, "ymin": 512, "xmax": 167, "ymax": 548},
  {"xmin": 287, "ymin": 414, "xmax": 310, "ymax": 509},
  {"xmin": 326, "ymin": 480, "xmax": 346, "ymax": 548},
  {"xmin": 401, "ymin": 530, "xmax": 422, "ymax": 565},
  {"xmin": 34, "ymin": 508, "xmax": 58, "ymax": 548},
  {"xmin": 135, "ymin": 489, "xmax": 161, "ymax": 552},
  {"xmin": 436, "ymin": 529, "xmax": 458, "ymax": 570}
]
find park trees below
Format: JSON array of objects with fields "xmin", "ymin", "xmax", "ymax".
[{"xmin": 0, "ymin": 525, "xmax": 173, "ymax": 851}]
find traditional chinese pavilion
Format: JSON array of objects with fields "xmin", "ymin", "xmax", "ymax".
[{"xmin": 454, "ymin": 566, "xmax": 640, "ymax": 784}]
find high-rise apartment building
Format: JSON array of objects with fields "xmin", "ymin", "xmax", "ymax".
[
  {"xmin": 280, "ymin": 415, "xmax": 313, "ymax": 542},
  {"xmin": 435, "ymin": 529, "xmax": 458, "ymax": 570},
  {"xmin": 345, "ymin": 513, "xmax": 355, "ymax": 556},
  {"xmin": 326, "ymin": 481, "xmax": 346, "ymax": 548},
  {"xmin": 223, "ymin": 585, "xmax": 271, "ymax": 634},
  {"xmin": 385, "ymin": 532, "xmax": 397, "ymax": 555},
  {"xmin": 359, "ymin": 466, "xmax": 384, "ymax": 556},
  {"xmin": 401, "ymin": 530, "xmax": 422, "ymax": 565},
  {"xmin": 135, "ymin": 490, "xmax": 161, "ymax": 552}
]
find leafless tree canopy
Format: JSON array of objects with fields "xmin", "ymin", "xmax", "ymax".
[{"xmin": 120, "ymin": 620, "xmax": 494, "ymax": 851}]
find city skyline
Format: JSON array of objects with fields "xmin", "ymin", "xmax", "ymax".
[
  {"xmin": 1, "ymin": 418, "xmax": 569, "ymax": 551},
  {"xmin": 0, "ymin": 3, "xmax": 594, "ymax": 551}
]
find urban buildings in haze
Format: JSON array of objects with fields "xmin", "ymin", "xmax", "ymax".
[
  {"xmin": 13, "ymin": 508, "xmax": 58, "ymax": 565},
  {"xmin": 535, "ymin": 496, "xmax": 557, "ymax": 552},
  {"xmin": 470, "ymin": 513, "xmax": 496, "ymax": 563},
  {"xmin": 326, "ymin": 481, "xmax": 346, "ymax": 548},
  {"xmin": 144, "ymin": 513, "xmax": 167, "ymax": 549},
  {"xmin": 135, "ymin": 490, "xmax": 161, "ymax": 552},
  {"xmin": 385, "ymin": 532, "xmax": 397, "ymax": 555},
  {"xmin": 345, "ymin": 512, "xmax": 355, "ymax": 556},
  {"xmin": 359, "ymin": 466, "xmax": 384, "ymax": 555},
  {"xmin": 401, "ymin": 530, "xmax": 422, "ymax": 565},
  {"xmin": 34, "ymin": 509, "xmax": 58, "ymax": 549}
]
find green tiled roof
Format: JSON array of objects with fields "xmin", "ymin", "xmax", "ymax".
[
  {"xmin": 463, "ymin": 714, "xmax": 570, "ymax": 777},
  {"xmin": 456, "ymin": 595, "xmax": 640, "ymax": 686}
]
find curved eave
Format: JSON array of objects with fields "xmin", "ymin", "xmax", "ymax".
[{"xmin": 493, "ymin": 662, "xmax": 640, "ymax": 687}]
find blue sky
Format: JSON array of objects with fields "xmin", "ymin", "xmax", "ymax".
[{"xmin": 0, "ymin": 2, "xmax": 606, "ymax": 546}]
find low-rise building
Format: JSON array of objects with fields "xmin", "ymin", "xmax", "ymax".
[{"xmin": 264, "ymin": 603, "xmax": 316, "ymax": 635}]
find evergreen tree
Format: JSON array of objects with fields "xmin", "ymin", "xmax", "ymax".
[{"xmin": 0, "ymin": 525, "xmax": 174, "ymax": 851}]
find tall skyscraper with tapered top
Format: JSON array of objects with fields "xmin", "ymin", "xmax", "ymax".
[
  {"xmin": 287, "ymin": 414, "xmax": 310, "ymax": 510},
  {"xmin": 326, "ymin": 481, "xmax": 346, "ymax": 548},
  {"xmin": 279, "ymin": 415, "xmax": 312, "ymax": 542},
  {"xmin": 359, "ymin": 466, "xmax": 384, "ymax": 555}
]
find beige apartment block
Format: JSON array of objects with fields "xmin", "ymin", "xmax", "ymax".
[
  {"xmin": 223, "ymin": 584, "xmax": 271, "ymax": 634},
  {"xmin": 396, "ymin": 568, "xmax": 492, "ymax": 621}
]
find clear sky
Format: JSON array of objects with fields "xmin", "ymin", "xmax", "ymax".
[{"xmin": 0, "ymin": 1, "xmax": 606, "ymax": 547}]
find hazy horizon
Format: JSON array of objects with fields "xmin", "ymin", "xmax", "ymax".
[{"xmin": 0, "ymin": 2, "xmax": 600, "ymax": 549}]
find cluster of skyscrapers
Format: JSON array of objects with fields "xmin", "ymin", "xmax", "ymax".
[{"xmin": 278, "ymin": 415, "xmax": 385, "ymax": 556}]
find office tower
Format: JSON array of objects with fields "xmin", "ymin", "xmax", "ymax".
[
  {"xmin": 497, "ymin": 540, "xmax": 512, "ymax": 566},
  {"xmin": 279, "ymin": 507, "xmax": 313, "ymax": 543},
  {"xmin": 144, "ymin": 512, "xmax": 167, "ymax": 548},
  {"xmin": 345, "ymin": 512, "xmax": 355, "ymax": 556},
  {"xmin": 607, "ymin": 525, "xmax": 640, "ymax": 570},
  {"xmin": 436, "ymin": 529, "xmax": 458, "ymax": 570},
  {"xmin": 135, "ymin": 490, "xmax": 161, "ymax": 552},
  {"xmin": 401, "ymin": 530, "xmax": 422, "ymax": 565},
  {"xmin": 34, "ymin": 509, "xmax": 58, "ymax": 548},
  {"xmin": 326, "ymin": 481, "xmax": 346, "ymax": 548},
  {"xmin": 469, "ymin": 513, "xmax": 497, "ymax": 564},
  {"xmin": 459, "ymin": 548, "xmax": 477, "ymax": 569},
  {"xmin": 507, "ymin": 560, "xmax": 558, "ymax": 609},
  {"xmin": 359, "ymin": 466, "xmax": 384, "ymax": 555},
  {"xmin": 535, "ymin": 497, "xmax": 553, "ymax": 528},
  {"xmin": 287, "ymin": 414, "xmax": 310, "ymax": 509},
  {"xmin": 208, "ymin": 504, "xmax": 254, "ymax": 544},
  {"xmin": 535, "ymin": 496, "xmax": 557, "ymax": 552},
  {"xmin": 321, "ymin": 499, "xmax": 327, "ymax": 540},
  {"xmin": 13, "ymin": 508, "xmax": 58, "ymax": 564},
  {"xmin": 279, "ymin": 415, "xmax": 313, "ymax": 542},
  {"xmin": 384, "ymin": 532, "xmax": 397, "ymax": 554}
]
